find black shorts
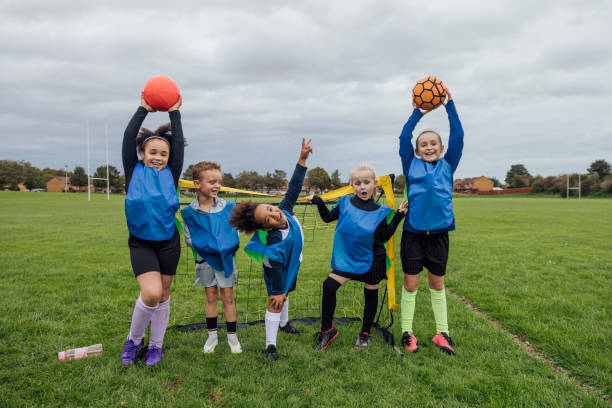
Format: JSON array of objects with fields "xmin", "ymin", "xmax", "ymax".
[
  {"xmin": 332, "ymin": 254, "xmax": 387, "ymax": 285},
  {"xmin": 401, "ymin": 230, "xmax": 449, "ymax": 276},
  {"xmin": 128, "ymin": 227, "xmax": 181, "ymax": 277}
]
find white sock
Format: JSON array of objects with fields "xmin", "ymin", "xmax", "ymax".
[
  {"xmin": 208, "ymin": 329, "xmax": 218, "ymax": 340},
  {"xmin": 227, "ymin": 332, "xmax": 238, "ymax": 342},
  {"xmin": 265, "ymin": 310, "xmax": 281, "ymax": 347},
  {"xmin": 279, "ymin": 297, "xmax": 289, "ymax": 327}
]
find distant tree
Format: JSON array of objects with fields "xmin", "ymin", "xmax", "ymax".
[
  {"xmin": 505, "ymin": 164, "xmax": 532, "ymax": 188},
  {"xmin": 330, "ymin": 169, "xmax": 342, "ymax": 189},
  {"xmin": 24, "ymin": 170, "xmax": 46, "ymax": 190},
  {"xmin": 600, "ymin": 175, "xmax": 612, "ymax": 193},
  {"xmin": 0, "ymin": 160, "xmax": 28, "ymax": 186},
  {"xmin": 268, "ymin": 169, "xmax": 286, "ymax": 191},
  {"xmin": 70, "ymin": 166, "xmax": 88, "ymax": 187},
  {"xmin": 394, "ymin": 174, "xmax": 406, "ymax": 192},
  {"xmin": 587, "ymin": 159, "xmax": 611, "ymax": 179},
  {"xmin": 511, "ymin": 175, "xmax": 531, "ymax": 188},
  {"xmin": 92, "ymin": 165, "xmax": 121, "ymax": 190},
  {"xmin": 222, "ymin": 172, "xmax": 235, "ymax": 188},
  {"xmin": 118, "ymin": 175, "xmax": 126, "ymax": 191},
  {"xmin": 182, "ymin": 164, "xmax": 195, "ymax": 180},
  {"xmin": 235, "ymin": 170, "xmax": 265, "ymax": 191},
  {"xmin": 307, "ymin": 167, "xmax": 331, "ymax": 193},
  {"xmin": 489, "ymin": 177, "xmax": 502, "ymax": 188}
]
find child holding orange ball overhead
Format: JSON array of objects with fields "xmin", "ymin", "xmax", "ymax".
[{"xmin": 398, "ymin": 84, "xmax": 463, "ymax": 355}]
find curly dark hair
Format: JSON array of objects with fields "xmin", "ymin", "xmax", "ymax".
[
  {"xmin": 229, "ymin": 200, "xmax": 261, "ymax": 233},
  {"xmin": 135, "ymin": 123, "xmax": 188, "ymax": 153},
  {"xmin": 135, "ymin": 123, "xmax": 172, "ymax": 153}
]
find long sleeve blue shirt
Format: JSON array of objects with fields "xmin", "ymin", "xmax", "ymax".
[
  {"xmin": 264, "ymin": 163, "xmax": 307, "ymax": 293},
  {"xmin": 399, "ymin": 100, "xmax": 464, "ymax": 234}
]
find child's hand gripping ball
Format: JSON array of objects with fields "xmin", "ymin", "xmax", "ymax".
[
  {"xmin": 142, "ymin": 76, "xmax": 181, "ymax": 111},
  {"xmin": 413, "ymin": 77, "xmax": 446, "ymax": 111}
]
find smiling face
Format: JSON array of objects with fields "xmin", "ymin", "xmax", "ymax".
[
  {"xmin": 194, "ymin": 169, "xmax": 222, "ymax": 200},
  {"xmin": 351, "ymin": 169, "xmax": 377, "ymax": 201},
  {"xmin": 140, "ymin": 138, "xmax": 170, "ymax": 170},
  {"xmin": 415, "ymin": 131, "xmax": 444, "ymax": 163},
  {"xmin": 253, "ymin": 204, "xmax": 287, "ymax": 230}
]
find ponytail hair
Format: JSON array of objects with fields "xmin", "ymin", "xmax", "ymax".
[{"xmin": 136, "ymin": 123, "xmax": 172, "ymax": 153}]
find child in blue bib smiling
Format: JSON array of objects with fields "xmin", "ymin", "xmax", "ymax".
[
  {"xmin": 398, "ymin": 84, "xmax": 464, "ymax": 355},
  {"xmin": 181, "ymin": 161, "xmax": 242, "ymax": 354},
  {"xmin": 120, "ymin": 94, "xmax": 184, "ymax": 367},
  {"xmin": 308, "ymin": 165, "xmax": 408, "ymax": 351},
  {"xmin": 229, "ymin": 138, "xmax": 312, "ymax": 361}
]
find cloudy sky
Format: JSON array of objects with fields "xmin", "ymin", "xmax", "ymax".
[{"xmin": 1, "ymin": 0, "xmax": 611, "ymax": 182}]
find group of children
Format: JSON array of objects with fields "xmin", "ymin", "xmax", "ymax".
[{"xmin": 119, "ymin": 84, "xmax": 463, "ymax": 366}]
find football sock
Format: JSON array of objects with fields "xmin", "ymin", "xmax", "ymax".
[
  {"xmin": 149, "ymin": 297, "xmax": 170, "ymax": 348},
  {"xmin": 128, "ymin": 296, "xmax": 157, "ymax": 344},
  {"xmin": 206, "ymin": 316, "xmax": 218, "ymax": 331},
  {"xmin": 401, "ymin": 288, "xmax": 417, "ymax": 334},
  {"xmin": 265, "ymin": 310, "xmax": 280, "ymax": 347},
  {"xmin": 321, "ymin": 277, "xmax": 342, "ymax": 332},
  {"xmin": 227, "ymin": 321, "xmax": 238, "ymax": 342},
  {"xmin": 361, "ymin": 288, "xmax": 378, "ymax": 333},
  {"xmin": 279, "ymin": 297, "xmax": 289, "ymax": 328},
  {"xmin": 429, "ymin": 288, "xmax": 449, "ymax": 334}
]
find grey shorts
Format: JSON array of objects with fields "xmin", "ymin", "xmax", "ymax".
[{"xmin": 194, "ymin": 258, "xmax": 237, "ymax": 288}]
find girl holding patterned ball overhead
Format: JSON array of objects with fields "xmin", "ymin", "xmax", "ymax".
[
  {"xmin": 120, "ymin": 92, "xmax": 184, "ymax": 367},
  {"xmin": 398, "ymin": 82, "xmax": 463, "ymax": 355}
]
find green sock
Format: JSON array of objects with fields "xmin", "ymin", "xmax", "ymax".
[
  {"xmin": 401, "ymin": 288, "xmax": 417, "ymax": 334},
  {"xmin": 429, "ymin": 288, "xmax": 449, "ymax": 334}
]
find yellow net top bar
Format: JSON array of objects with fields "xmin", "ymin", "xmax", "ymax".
[{"xmin": 179, "ymin": 175, "xmax": 395, "ymax": 206}]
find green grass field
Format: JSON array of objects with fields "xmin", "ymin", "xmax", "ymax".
[{"xmin": 0, "ymin": 192, "xmax": 610, "ymax": 407}]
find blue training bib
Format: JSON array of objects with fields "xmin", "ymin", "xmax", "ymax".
[
  {"xmin": 406, "ymin": 158, "xmax": 454, "ymax": 231},
  {"xmin": 125, "ymin": 163, "xmax": 179, "ymax": 241},
  {"xmin": 244, "ymin": 209, "xmax": 303, "ymax": 294},
  {"xmin": 181, "ymin": 202, "xmax": 240, "ymax": 277},
  {"xmin": 331, "ymin": 195, "xmax": 391, "ymax": 274}
]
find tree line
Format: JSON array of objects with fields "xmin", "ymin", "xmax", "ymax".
[
  {"xmin": 503, "ymin": 160, "xmax": 612, "ymax": 197},
  {"xmin": 182, "ymin": 164, "xmax": 344, "ymax": 193},
  {"xmin": 3, "ymin": 159, "xmax": 610, "ymax": 196},
  {"xmin": 0, "ymin": 160, "xmax": 123, "ymax": 192}
]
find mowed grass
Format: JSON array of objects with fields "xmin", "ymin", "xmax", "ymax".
[
  {"xmin": 449, "ymin": 195, "xmax": 612, "ymax": 397},
  {"xmin": 0, "ymin": 192, "xmax": 609, "ymax": 407}
]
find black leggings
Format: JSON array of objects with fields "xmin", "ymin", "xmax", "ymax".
[{"xmin": 320, "ymin": 277, "xmax": 379, "ymax": 334}]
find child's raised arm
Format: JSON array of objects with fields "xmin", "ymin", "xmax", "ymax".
[
  {"xmin": 441, "ymin": 87, "xmax": 464, "ymax": 173},
  {"xmin": 279, "ymin": 138, "xmax": 312, "ymax": 214},
  {"xmin": 399, "ymin": 105, "xmax": 424, "ymax": 177},
  {"xmin": 167, "ymin": 96, "xmax": 184, "ymax": 186},
  {"xmin": 122, "ymin": 96, "xmax": 151, "ymax": 190}
]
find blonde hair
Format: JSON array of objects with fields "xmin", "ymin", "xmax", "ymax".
[
  {"xmin": 192, "ymin": 161, "xmax": 222, "ymax": 181},
  {"xmin": 349, "ymin": 164, "xmax": 376, "ymax": 184},
  {"xmin": 415, "ymin": 130, "xmax": 443, "ymax": 152}
]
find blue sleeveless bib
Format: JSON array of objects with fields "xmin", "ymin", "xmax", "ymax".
[
  {"xmin": 245, "ymin": 209, "xmax": 303, "ymax": 293},
  {"xmin": 406, "ymin": 158, "xmax": 454, "ymax": 231},
  {"xmin": 125, "ymin": 163, "xmax": 179, "ymax": 241},
  {"xmin": 331, "ymin": 196, "xmax": 392, "ymax": 274},
  {"xmin": 180, "ymin": 202, "xmax": 239, "ymax": 277}
]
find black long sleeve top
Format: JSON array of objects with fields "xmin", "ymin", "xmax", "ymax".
[
  {"xmin": 311, "ymin": 195, "xmax": 405, "ymax": 256},
  {"xmin": 122, "ymin": 106, "xmax": 184, "ymax": 192}
]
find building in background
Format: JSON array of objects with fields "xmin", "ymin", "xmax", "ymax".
[{"xmin": 453, "ymin": 176, "xmax": 494, "ymax": 194}]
